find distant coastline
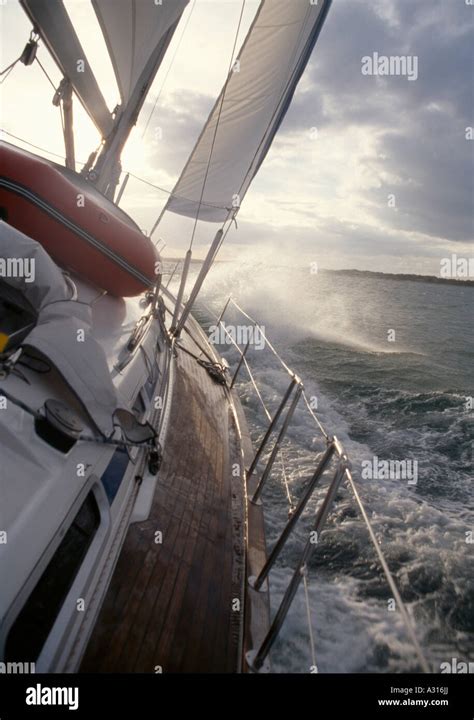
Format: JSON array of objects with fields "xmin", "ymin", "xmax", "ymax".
[
  {"xmin": 323, "ymin": 268, "xmax": 474, "ymax": 287},
  {"xmin": 163, "ymin": 258, "xmax": 473, "ymax": 286}
]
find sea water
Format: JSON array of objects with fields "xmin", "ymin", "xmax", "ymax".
[{"xmin": 181, "ymin": 262, "xmax": 473, "ymax": 673}]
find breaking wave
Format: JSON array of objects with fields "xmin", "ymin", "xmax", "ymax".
[{"xmin": 185, "ymin": 260, "xmax": 474, "ymax": 673}]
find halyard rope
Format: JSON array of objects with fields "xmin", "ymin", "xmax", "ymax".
[{"xmin": 141, "ymin": 0, "xmax": 198, "ymax": 139}]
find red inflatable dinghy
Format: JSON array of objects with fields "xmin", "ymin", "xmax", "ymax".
[{"xmin": 0, "ymin": 142, "xmax": 160, "ymax": 297}]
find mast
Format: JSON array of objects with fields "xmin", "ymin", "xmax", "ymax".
[
  {"xmin": 88, "ymin": 0, "xmax": 190, "ymax": 199},
  {"xmin": 53, "ymin": 79, "xmax": 75, "ymax": 170},
  {"xmin": 19, "ymin": 0, "xmax": 190, "ymax": 200},
  {"xmin": 20, "ymin": 0, "xmax": 113, "ymax": 138},
  {"xmin": 89, "ymin": 20, "xmax": 180, "ymax": 199}
]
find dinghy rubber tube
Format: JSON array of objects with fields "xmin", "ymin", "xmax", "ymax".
[{"xmin": 0, "ymin": 142, "xmax": 160, "ymax": 297}]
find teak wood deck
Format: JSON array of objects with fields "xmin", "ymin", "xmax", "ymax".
[{"xmin": 81, "ymin": 316, "xmax": 269, "ymax": 673}]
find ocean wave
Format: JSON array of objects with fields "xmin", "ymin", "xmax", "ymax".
[{"xmin": 193, "ymin": 261, "xmax": 473, "ymax": 672}]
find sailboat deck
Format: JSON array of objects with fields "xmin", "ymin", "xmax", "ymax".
[{"xmin": 81, "ymin": 318, "xmax": 246, "ymax": 673}]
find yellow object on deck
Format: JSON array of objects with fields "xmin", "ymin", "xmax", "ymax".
[{"xmin": 0, "ymin": 333, "xmax": 9, "ymax": 353}]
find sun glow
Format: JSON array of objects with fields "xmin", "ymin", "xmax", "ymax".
[{"xmin": 120, "ymin": 127, "xmax": 149, "ymax": 173}]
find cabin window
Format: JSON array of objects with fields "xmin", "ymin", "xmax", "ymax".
[
  {"xmin": 100, "ymin": 448, "xmax": 129, "ymax": 504},
  {"xmin": 4, "ymin": 492, "xmax": 100, "ymax": 663}
]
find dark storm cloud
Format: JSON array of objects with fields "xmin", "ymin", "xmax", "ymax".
[
  {"xmin": 288, "ymin": 0, "xmax": 473, "ymax": 127},
  {"xmin": 368, "ymin": 121, "xmax": 472, "ymax": 242},
  {"xmin": 279, "ymin": 0, "xmax": 474, "ymax": 244}
]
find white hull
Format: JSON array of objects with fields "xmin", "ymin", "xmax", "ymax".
[{"xmin": 0, "ymin": 226, "xmax": 175, "ymax": 671}]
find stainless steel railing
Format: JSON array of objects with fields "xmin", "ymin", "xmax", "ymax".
[
  {"xmin": 158, "ymin": 280, "xmax": 430, "ymax": 673},
  {"xmin": 206, "ymin": 295, "xmax": 430, "ymax": 674}
]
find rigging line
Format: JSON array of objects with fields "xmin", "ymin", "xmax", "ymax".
[
  {"xmin": 239, "ymin": 347, "xmax": 294, "ymax": 508},
  {"xmin": 280, "ymin": 452, "xmax": 294, "ymax": 510},
  {"xmin": 0, "ymin": 63, "xmax": 18, "ymax": 85},
  {"xmin": 199, "ymin": 297, "xmax": 294, "ymax": 508},
  {"xmin": 0, "ymin": 129, "xmax": 66, "ymax": 161},
  {"xmin": 35, "ymin": 56, "xmax": 57, "ymax": 93},
  {"xmin": 238, "ymin": 348, "xmax": 294, "ymax": 509},
  {"xmin": 231, "ymin": 347, "xmax": 294, "ymax": 508},
  {"xmin": 0, "ymin": 128, "xmax": 87, "ymax": 169},
  {"xmin": 302, "ymin": 568, "xmax": 318, "ymax": 671},
  {"xmin": 126, "ymin": 171, "xmax": 225, "ymax": 209},
  {"xmin": 201, "ymin": 299, "xmax": 272, "ymax": 420},
  {"xmin": 181, "ymin": 324, "xmax": 216, "ymax": 365},
  {"xmin": 228, "ymin": 298, "xmax": 295, "ymax": 378},
  {"xmin": 175, "ymin": 341, "xmax": 225, "ymax": 377},
  {"xmin": 141, "ymin": 0, "xmax": 197, "ymax": 139},
  {"xmin": 301, "ymin": 389, "xmax": 330, "ymax": 441},
  {"xmin": 207, "ymin": 212, "xmax": 235, "ymax": 264},
  {"xmin": 36, "ymin": 56, "xmax": 70, "ymax": 152},
  {"xmin": 0, "ymin": 41, "xmax": 32, "ymax": 81},
  {"xmin": 165, "ymin": 260, "xmax": 181, "ymax": 289},
  {"xmin": 171, "ymin": 212, "xmax": 235, "ymax": 322},
  {"xmin": 233, "ymin": 2, "xmax": 316, "ymax": 207},
  {"xmin": 345, "ymin": 468, "xmax": 431, "ymax": 673},
  {"xmin": 160, "ymin": 298, "xmax": 217, "ymax": 365},
  {"xmin": 121, "ymin": 168, "xmax": 306, "ymax": 216},
  {"xmin": 231, "ymin": 342, "xmax": 295, "ymax": 506},
  {"xmin": 0, "ymin": 56, "xmax": 21, "ymax": 77},
  {"xmin": 188, "ymin": 0, "xmax": 247, "ymax": 251},
  {"xmin": 245, "ymin": 361, "xmax": 271, "ymax": 422},
  {"xmin": 0, "ymin": 387, "xmax": 160, "ymax": 451}
]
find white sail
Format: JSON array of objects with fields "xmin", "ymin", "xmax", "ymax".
[
  {"xmin": 92, "ymin": 0, "xmax": 189, "ymax": 105},
  {"xmin": 166, "ymin": 0, "xmax": 332, "ymax": 223},
  {"xmin": 20, "ymin": 0, "xmax": 113, "ymax": 137}
]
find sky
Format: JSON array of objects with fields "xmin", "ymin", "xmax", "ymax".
[{"xmin": 0, "ymin": 0, "xmax": 473, "ymax": 273}]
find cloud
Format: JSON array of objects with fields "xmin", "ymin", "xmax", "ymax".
[
  {"xmin": 269, "ymin": 0, "xmax": 474, "ymax": 247},
  {"xmin": 127, "ymin": 0, "xmax": 473, "ymax": 269},
  {"xmin": 137, "ymin": 90, "xmax": 215, "ymax": 179}
]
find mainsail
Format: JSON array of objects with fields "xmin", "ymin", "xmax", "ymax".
[
  {"xmin": 19, "ymin": 0, "xmax": 331, "ymax": 211},
  {"xmin": 20, "ymin": 0, "xmax": 189, "ymax": 141},
  {"xmin": 90, "ymin": 0, "xmax": 189, "ymax": 194},
  {"xmin": 20, "ymin": 0, "xmax": 113, "ymax": 137},
  {"xmin": 165, "ymin": 0, "xmax": 332, "ymax": 223},
  {"xmin": 92, "ymin": 0, "xmax": 189, "ymax": 106},
  {"xmin": 20, "ymin": 0, "xmax": 190, "ymax": 195}
]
